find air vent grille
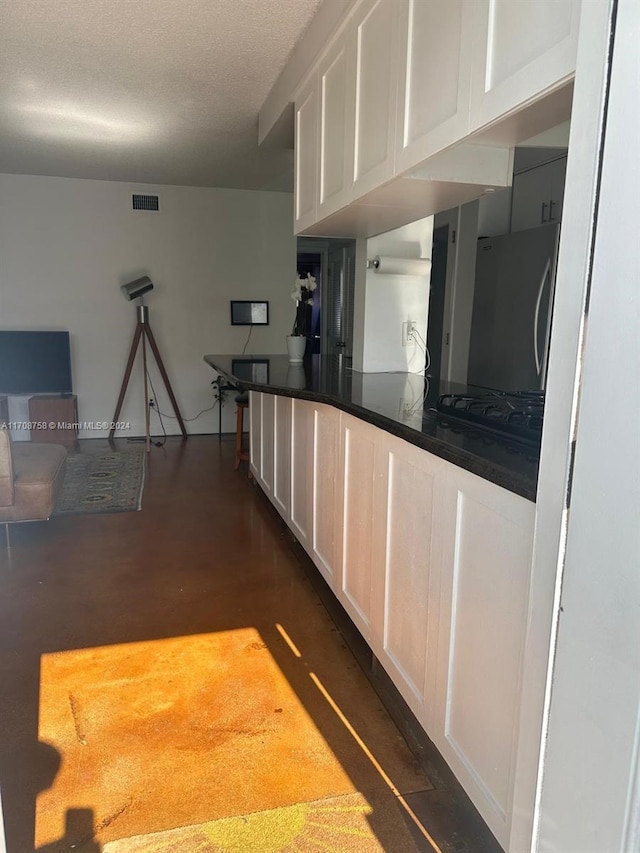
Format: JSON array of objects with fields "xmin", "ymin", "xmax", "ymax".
[{"xmin": 132, "ymin": 194, "xmax": 160, "ymax": 212}]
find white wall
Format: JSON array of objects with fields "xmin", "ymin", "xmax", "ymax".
[
  {"xmin": 355, "ymin": 216, "xmax": 433, "ymax": 373},
  {"xmin": 0, "ymin": 174, "xmax": 295, "ymax": 437}
]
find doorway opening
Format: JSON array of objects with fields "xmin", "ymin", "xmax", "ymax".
[{"xmin": 297, "ymin": 237, "xmax": 356, "ymax": 358}]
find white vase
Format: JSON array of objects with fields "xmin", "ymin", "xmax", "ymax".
[{"xmin": 286, "ymin": 335, "xmax": 306, "ymax": 363}]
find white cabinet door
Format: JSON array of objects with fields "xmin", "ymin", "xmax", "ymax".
[
  {"xmin": 338, "ymin": 413, "xmax": 381, "ymax": 641},
  {"xmin": 395, "ymin": 0, "xmax": 473, "ymax": 175},
  {"xmin": 469, "ymin": 0, "xmax": 581, "ymax": 132},
  {"xmin": 272, "ymin": 395, "xmax": 291, "ymax": 520},
  {"xmin": 511, "ymin": 155, "xmax": 567, "ymax": 232},
  {"xmin": 548, "ymin": 155, "xmax": 567, "ymax": 225},
  {"xmin": 259, "ymin": 392, "xmax": 275, "ymax": 499},
  {"xmin": 372, "ymin": 432, "xmax": 448, "ymax": 732},
  {"xmin": 250, "ymin": 391, "xmax": 290, "ymax": 520},
  {"xmin": 317, "ymin": 31, "xmax": 355, "ymax": 220},
  {"xmin": 249, "ymin": 391, "xmax": 261, "ymax": 482},
  {"xmin": 289, "ymin": 398, "xmax": 314, "ymax": 552},
  {"xmin": 351, "ymin": 0, "xmax": 398, "ymax": 198},
  {"xmin": 294, "ymin": 73, "xmax": 319, "ymax": 234},
  {"xmin": 511, "ymin": 163, "xmax": 552, "ymax": 232},
  {"xmin": 310, "ymin": 403, "xmax": 341, "ymax": 587},
  {"xmin": 434, "ymin": 468, "xmax": 535, "ymax": 848}
]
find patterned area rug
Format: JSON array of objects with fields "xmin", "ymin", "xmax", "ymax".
[{"xmin": 53, "ymin": 451, "xmax": 146, "ymax": 515}]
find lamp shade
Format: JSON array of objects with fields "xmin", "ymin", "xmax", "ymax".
[{"xmin": 121, "ymin": 276, "xmax": 154, "ymax": 301}]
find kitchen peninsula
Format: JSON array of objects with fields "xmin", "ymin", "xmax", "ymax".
[
  {"xmin": 204, "ymin": 353, "xmax": 539, "ymax": 500},
  {"xmin": 204, "ymin": 351, "xmax": 537, "ymax": 849}
]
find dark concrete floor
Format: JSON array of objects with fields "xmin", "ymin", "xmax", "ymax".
[{"xmin": 0, "ymin": 436, "xmax": 501, "ymax": 853}]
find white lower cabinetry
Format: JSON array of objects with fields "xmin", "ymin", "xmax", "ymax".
[
  {"xmin": 434, "ymin": 467, "xmax": 535, "ymax": 849},
  {"xmin": 250, "ymin": 392, "xmax": 535, "ymax": 850},
  {"xmin": 337, "ymin": 414, "xmax": 381, "ymax": 641},
  {"xmin": 371, "ymin": 430, "xmax": 449, "ymax": 732},
  {"xmin": 249, "ymin": 391, "xmax": 261, "ymax": 481},
  {"xmin": 250, "ymin": 391, "xmax": 290, "ymax": 521},
  {"xmin": 310, "ymin": 403, "xmax": 340, "ymax": 587},
  {"xmin": 272, "ymin": 395, "xmax": 291, "ymax": 519},
  {"xmin": 260, "ymin": 392, "xmax": 275, "ymax": 499},
  {"xmin": 289, "ymin": 398, "xmax": 314, "ymax": 553}
]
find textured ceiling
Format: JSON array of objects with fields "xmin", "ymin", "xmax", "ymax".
[{"xmin": 0, "ymin": 0, "xmax": 323, "ymax": 190}]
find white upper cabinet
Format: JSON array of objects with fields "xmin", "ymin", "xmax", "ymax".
[
  {"xmin": 290, "ymin": 0, "xmax": 579, "ymax": 238},
  {"xmin": 511, "ymin": 155, "xmax": 567, "ymax": 232},
  {"xmin": 351, "ymin": 0, "xmax": 398, "ymax": 198},
  {"xmin": 469, "ymin": 0, "xmax": 581, "ymax": 132},
  {"xmin": 294, "ymin": 72, "xmax": 319, "ymax": 234},
  {"xmin": 395, "ymin": 0, "xmax": 474, "ymax": 175},
  {"xmin": 317, "ymin": 31, "xmax": 355, "ymax": 219}
]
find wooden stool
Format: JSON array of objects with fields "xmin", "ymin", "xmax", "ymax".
[{"xmin": 234, "ymin": 392, "xmax": 250, "ymax": 475}]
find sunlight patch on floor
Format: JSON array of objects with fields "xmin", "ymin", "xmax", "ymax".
[{"xmin": 36, "ymin": 628, "xmax": 353, "ymax": 847}]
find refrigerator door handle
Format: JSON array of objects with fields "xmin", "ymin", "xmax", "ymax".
[{"xmin": 534, "ymin": 257, "xmax": 552, "ymax": 375}]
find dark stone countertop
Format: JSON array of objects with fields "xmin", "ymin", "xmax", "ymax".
[{"xmin": 204, "ymin": 354, "xmax": 539, "ymax": 501}]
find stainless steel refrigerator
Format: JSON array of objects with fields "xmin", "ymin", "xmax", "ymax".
[{"xmin": 467, "ymin": 223, "xmax": 560, "ymax": 392}]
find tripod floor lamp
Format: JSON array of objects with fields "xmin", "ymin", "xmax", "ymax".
[{"xmin": 110, "ymin": 276, "xmax": 187, "ymax": 451}]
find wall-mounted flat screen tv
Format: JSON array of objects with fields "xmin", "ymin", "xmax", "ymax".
[
  {"xmin": 0, "ymin": 331, "xmax": 73, "ymax": 394},
  {"xmin": 230, "ymin": 300, "xmax": 269, "ymax": 326}
]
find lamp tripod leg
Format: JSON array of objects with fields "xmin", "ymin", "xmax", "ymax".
[
  {"xmin": 143, "ymin": 324, "xmax": 187, "ymax": 439},
  {"xmin": 110, "ymin": 323, "xmax": 143, "ymax": 441},
  {"xmin": 142, "ymin": 331, "xmax": 151, "ymax": 452}
]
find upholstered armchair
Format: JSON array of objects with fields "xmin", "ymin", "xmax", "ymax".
[{"xmin": 0, "ymin": 428, "xmax": 67, "ymax": 545}]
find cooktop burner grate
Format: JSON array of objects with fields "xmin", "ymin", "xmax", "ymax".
[{"xmin": 436, "ymin": 390, "xmax": 544, "ymax": 446}]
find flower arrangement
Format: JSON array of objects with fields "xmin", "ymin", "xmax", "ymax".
[{"xmin": 290, "ymin": 273, "xmax": 317, "ymax": 337}]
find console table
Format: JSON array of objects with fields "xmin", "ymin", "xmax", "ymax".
[{"xmin": 28, "ymin": 395, "xmax": 78, "ymax": 445}]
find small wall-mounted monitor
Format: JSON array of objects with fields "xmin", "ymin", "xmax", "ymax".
[{"xmin": 230, "ymin": 300, "xmax": 269, "ymax": 326}]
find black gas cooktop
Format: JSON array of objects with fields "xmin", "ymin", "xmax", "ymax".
[{"xmin": 436, "ymin": 389, "xmax": 544, "ymax": 446}]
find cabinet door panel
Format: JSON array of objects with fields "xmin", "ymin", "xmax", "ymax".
[
  {"xmin": 470, "ymin": 0, "xmax": 580, "ymax": 132},
  {"xmin": 395, "ymin": 0, "xmax": 472, "ymax": 173},
  {"xmin": 260, "ymin": 392, "xmax": 275, "ymax": 496},
  {"xmin": 511, "ymin": 156, "xmax": 567, "ymax": 232},
  {"xmin": 371, "ymin": 435, "xmax": 447, "ymax": 731},
  {"xmin": 340, "ymin": 415, "xmax": 377, "ymax": 638},
  {"xmin": 352, "ymin": 0, "xmax": 397, "ymax": 196},
  {"xmin": 492, "ymin": 0, "xmax": 573, "ymax": 87},
  {"xmin": 318, "ymin": 36, "xmax": 354, "ymax": 219},
  {"xmin": 548, "ymin": 156, "xmax": 567, "ymax": 223},
  {"xmin": 249, "ymin": 391, "xmax": 262, "ymax": 481},
  {"xmin": 311, "ymin": 405, "xmax": 340, "ymax": 586},
  {"xmin": 380, "ymin": 448, "xmax": 436, "ymax": 719},
  {"xmin": 273, "ymin": 395, "xmax": 291, "ymax": 519},
  {"xmin": 294, "ymin": 75, "xmax": 319, "ymax": 233},
  {"xmin": 511, "ymin": 164, "xmax": 552, "ymax": 232},
  {"xmin": 436, "ymin": 471, "xmax": 535, "ymax": 846},
  {"xmin": 289, "ymin": 398, "xmax": 313, "ymax": 549}
]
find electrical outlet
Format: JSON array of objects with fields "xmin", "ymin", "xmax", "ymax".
[
  {"xmin": 399, "ymin": 398, "xmax": 413, "ymax": 418},
  {"xmin": 402, "ymin": 321, "xmax": 417, "ymax": 346}
]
